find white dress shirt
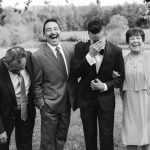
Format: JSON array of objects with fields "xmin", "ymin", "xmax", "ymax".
[
  {"xmin": 9, "ymin": 69, "xmax": 31, "ymax": 106},
  {"xmin": 47, "ymin": 42, "xmax": 68, "ymax": 75},
  {"xmin": 86, "ymin": 52, "xmax": 108, "ymax": 91}
]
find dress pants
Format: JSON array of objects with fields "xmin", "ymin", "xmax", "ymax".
[
  {"xmin": 0, "ymin": 108, "xmax": 35, "ymax": 150},
  {"xmin": 40, "ymin": 108, "xmax": 71, "ymax": 150},
  {"xmin": 80, "ymin": 98, "xmax": 114, "ymax": 150}
]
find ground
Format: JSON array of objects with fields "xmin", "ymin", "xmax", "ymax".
[{"xmin": 9, "ymin": 89, "xmax": 126, "ymax": 150}]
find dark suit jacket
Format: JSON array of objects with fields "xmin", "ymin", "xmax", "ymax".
[
  {"xmin": 0, "ymin": 52, "xmax": 36, "ymax": 134},
  {"xmin": 72, "ymin": 41, "xmax": 125, "ymax": 110},
  {"xmin": 33, "ymin": 43, "xmax": 77, "ymax": 112}
]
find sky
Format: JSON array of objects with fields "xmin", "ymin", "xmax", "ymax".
[{"xmin": 2, "ymin": 0, "xmax": 143, "ymax": 8}]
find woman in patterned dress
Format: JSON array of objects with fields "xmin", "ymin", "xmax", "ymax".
[{"xmin": 122, "ymin": 28, "xmax": 150, "ymax": 150}]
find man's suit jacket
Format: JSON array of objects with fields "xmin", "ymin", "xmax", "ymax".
[
  {"xmin": 33, "ymin": 43, "xmax": 77, "ymax": 113},
  {"xmin": 72, "ymin": 40, "xmax": 125, "ymax": 110},
  {"xmin": 0, "ymin": 52, "xmax": 36, "ymax": 134}
]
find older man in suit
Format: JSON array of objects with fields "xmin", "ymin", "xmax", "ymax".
[
  {"xmin": 0, "ymin": 46, "xmax": 36, "ymax": 150},
  {"xmin": 32, "ymin": 18, "xmax": 77, "ymax": 150},
  {"xmin": 72, "ymin": 18, "xmax": 125, "ymax": 150}
]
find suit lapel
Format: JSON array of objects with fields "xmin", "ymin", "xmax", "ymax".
[
  {"xmin": 25, "ymin": 52, "xmax": 32, "ymax": 79},
  {"xmin": 61, "ymin": 43, "xmax": 70, "ymax": 77},
  {"xmin": 98, "ymin": 41, "xmax": 112, "ymax": 74},
  {"xmin": 1, "ymin": 62, "xmax": 16, "ymax": 100},
  {"xmin": 43, "ymin": 44, "xmax": 67, "ymax": 78}
]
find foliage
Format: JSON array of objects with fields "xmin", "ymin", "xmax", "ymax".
[
  {"xmin": 106, "ymin": 15, "xmax": 129, "ymax": 44},
  {"xmin": 0, "ymin": 3, "xmax": 149, "ymax": 46}
]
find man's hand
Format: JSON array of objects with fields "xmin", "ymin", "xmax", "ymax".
[
  {"xmin": 0, "ymin": 131, "xmax": 7, "ymax": 144},
  {"xmin": 91, "ymin": 78, "xmax": 105, "ymax": 91},
  {"xmin": 89, "ymin": 40, "xmax": 105, "ymax": 57}
]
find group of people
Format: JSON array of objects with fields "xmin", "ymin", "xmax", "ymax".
[{"xmin": 0, "ymin": 17, "xmax": 149, "ymax": 150}]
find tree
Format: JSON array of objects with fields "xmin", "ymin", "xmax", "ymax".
[{"xmin": 106, "ymin": 14, "xmax": 129, "ymax": 44}]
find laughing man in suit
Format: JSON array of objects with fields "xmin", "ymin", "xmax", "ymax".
[
  {"xmin": 72, "ymin": 18, "xmax": 125, "ymax": 150},
  {"xmin": 0, "ymin": 46, "xmax": 36, "ymax": 150},
  {"xmin": 32, "ymin": 18, "xmax": 77, "ymax": 150}
]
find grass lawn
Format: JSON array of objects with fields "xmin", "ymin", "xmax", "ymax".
[{"xmin": 9, "ymin": 89, "xmax": 126, "ymax": 150}]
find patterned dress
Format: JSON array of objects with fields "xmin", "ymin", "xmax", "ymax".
[{"xmin": 122, "ymin": 52, "xmax": 150, "ymax": 145}]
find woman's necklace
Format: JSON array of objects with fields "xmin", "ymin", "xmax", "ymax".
[{"xmin": 129, "ymin": 52, "xmax": 142, "ymax": 68}]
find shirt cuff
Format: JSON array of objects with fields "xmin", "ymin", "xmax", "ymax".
[
  {"xmin": 39, "ymin": 103, "xmax": 44, "ymax": 110},
  {"xmin": 86, "ymin": 53, "xmax": 96, "ymax": 66},
  {"xmin": 103, "ymin": 83, "xmax": 108, "ymax": 91}
]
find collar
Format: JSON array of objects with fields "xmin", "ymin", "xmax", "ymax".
[{"xmin": 47, "ymin": 42, "xmax": 62, "ymax": 50}]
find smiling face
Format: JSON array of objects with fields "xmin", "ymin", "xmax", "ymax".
[
  {"xmin": 128, "ymin": 35, "xmax": 144, "ymax": 54},
  {"xmin": 44, "ymin": 21, "xmax": 61, "ymax": 46}
]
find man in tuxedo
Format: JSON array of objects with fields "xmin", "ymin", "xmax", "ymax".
[
  {"xmin": 32, "ymin": 18, "xmax": 77, "ymax": 150},
  {"xmin": 72, "ymin": 18, "xmax": 125, "ymax": 150},
  {"xmin": 0, "ymin": 46, "xmax": 36, "ymax": 150}
]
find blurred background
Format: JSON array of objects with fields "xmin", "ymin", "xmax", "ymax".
[{"xmin": 0, "ymin": 0, "xmax": 149, "ymax": 48}]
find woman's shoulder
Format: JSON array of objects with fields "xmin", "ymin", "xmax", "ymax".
[{"xmin": 123, "ymin": 53, "xmax": 131, "ymax": 63}]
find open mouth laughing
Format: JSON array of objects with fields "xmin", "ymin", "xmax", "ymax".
[
  {"xmin": 131, "ymin": 43, "xmax": 141, "ymax": 47},
  {"xmin": 49, "ymin": 34, "xmax": 59, "ymax": 40}
]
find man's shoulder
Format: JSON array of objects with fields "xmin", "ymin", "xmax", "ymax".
[
  {"xmin": 107, "ymin": 41, "xmax": 122, "ymax": 51},
  {"xmin": 0, "ymin": 58, "xmax": 5, "ymax": 67},
  {"xmin": 74, "ymin": 41, "xmax": 90, "ymax": 54},
  {"xmin": 0, "ymin": 59, "xmax": 6, "ymax": 74},
  {"xmin": 33, "ymin": 43, "xmax": 47, "ymax": 57},
  {"xmin": 75, "ymin": 41, "xmax": 89, "ymax": 47},
  {"xmin": 106, "ymin": 41, "xmax": 122, "ymax": 55}
]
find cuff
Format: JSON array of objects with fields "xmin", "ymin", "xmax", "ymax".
[
  {"xmin": 39, "ymin": 103, "xmax": 45, "ymax": 110},
  {"xmin": 100, "ymin": 83, "xmax": 108, "ymax": 92},
  {"xmin": 86, "ymin": 53, "xmax": 96, "ymax": 66},
  {"xmin": 103, "ymin": 83, "xmax": 108, "ymax": 91}
]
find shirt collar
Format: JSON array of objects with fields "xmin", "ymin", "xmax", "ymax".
[{"xmin": 47, "ymin": 42, "xmax": 61, "ymax": 50}]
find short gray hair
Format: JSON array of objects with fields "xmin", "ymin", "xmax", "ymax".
[{"xmin": 4, "ymin": 46, "xmax": 27, "ymax": 64}]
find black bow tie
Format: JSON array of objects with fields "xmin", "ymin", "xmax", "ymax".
[{"xmin": 99, "ymin": 49, "xmax": 104, "ymax": 55}]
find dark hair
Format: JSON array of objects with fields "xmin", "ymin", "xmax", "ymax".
[
  {"xmin": 126, "ymin": 27, "xmax": 145, "ymax": 44},
  {"xmin": 43, "ymin": 18, "xmax": 60, "ymax": 34},
  {"xmin": 87, "ymin": 18, "xmax": 105, "ymax": 34},
  {"xmin": 4, "ymin": 46, "xmax": 27, "ymax": 64}
]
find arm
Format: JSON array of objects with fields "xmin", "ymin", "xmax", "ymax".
[
  {"xmin": 32, "ymin": 55, "xmax": 44, "ymax": 109},
  {"xmin": 105, "ymin": 49, "xmax": 125, "ymax": 90},
  {"xmin": 72, "ymin": 42, "xmax": 93, "ymax": 78}
]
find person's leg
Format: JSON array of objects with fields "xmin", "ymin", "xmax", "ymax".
[
  {"xmin": 40, "ymin": 108, "xmax": 59, "ymax": 150},
  {"xmin": 80, "ymin": 105, "xmax": 98, "ymax": 150},
  {"xmin": 55, "ymin": 109, "xmax": 71, "ymax": 150},
  {"xmin": 15, "ymin": 110, "xmax": 35, "ymax": 150},
  {"xmin": 127, "ymin": 145, "xmax": 138, "ymax": 150},
  {"xmin": 98, "ymin": 107, "xmax": 114, "ymax": 150}
]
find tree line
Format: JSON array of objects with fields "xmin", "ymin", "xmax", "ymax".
[{"xmin": 0, "ymin": 3, "xmax": 149, "ymax": 46}]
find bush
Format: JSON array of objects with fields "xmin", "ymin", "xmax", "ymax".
[
  {"xmin": 106, "ymin": 14, "xmax": 129, "ymax": 45},
  {"xmin": 0, "ymin": 24, "xmax": 34, "ymax": 46}
]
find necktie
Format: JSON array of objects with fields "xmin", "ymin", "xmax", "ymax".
[
  {"xmin": 19, "ymin": 72, "xmax": 28, "ymax": 121},
  {"xmin": 55, "ymin": 46, "xmax": 67, "ymax": 77}
]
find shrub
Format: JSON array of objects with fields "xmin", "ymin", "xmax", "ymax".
[{"xmin": 106, "ymin": 14, "xmax": 129, "ymax": 45}]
